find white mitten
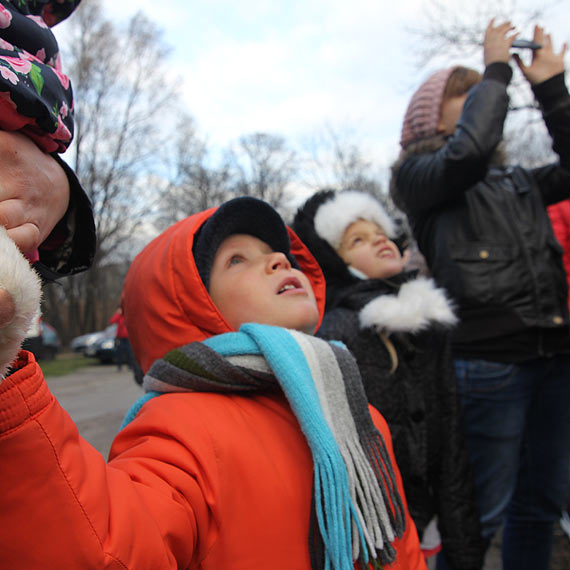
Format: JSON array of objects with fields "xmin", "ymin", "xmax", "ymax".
[{"xmin": 0, "ymin": 227, "xmax": 42, "ymax": 379}]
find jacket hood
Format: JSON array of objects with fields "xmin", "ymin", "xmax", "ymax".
[
  {"xmin": 292, "ymin": 190, "xmax": 407, "ymax": 309},
  {"xmin": 122, "ymin": 207, "xmax": 327, "ymax": 373},
  {"xmin": 292, "ymin": 190, "xmax": 358, "ymax": 304}
]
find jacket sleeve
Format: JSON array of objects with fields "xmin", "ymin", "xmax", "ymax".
[
  {"xmin": 0, "ymin": 354, "xmax": 208, "ymax": 569},
  {"xmin": 529, "ymin": 73, "xmax": 570, "ymax": 206},
  {"xmin": 395, "ymin": 63, "xmax": 511, "ymax": 217},
  {"xmin": 34, "ymin": 155, "xmax": 96, "ymax": 280},
  {"xmin": 547, "ymin": 200, "xmax": 570, "ymax": 309},
  {"xmin": 548, "ymin": 201, "xmax": 570, "ymax": 252},
  {"xmin": 431, "ymin": 332, "xmax": 484, "ymax": 570}
]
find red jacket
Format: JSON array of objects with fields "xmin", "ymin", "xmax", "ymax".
[
  {"xmin": 548, "ymin": 200, "xmax": 570, "ymax": 313},
  {"xmin": 0, "ymin": 207, "xmax": 426, "ymax": 569},
  {"xmin": 109, "ymin": 310, "xmax": 129, "ymax": 339}
]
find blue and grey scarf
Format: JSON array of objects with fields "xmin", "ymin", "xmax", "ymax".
[{"xmin": 123, "ymin": 323, "xmax": 405, "ymax": 569}]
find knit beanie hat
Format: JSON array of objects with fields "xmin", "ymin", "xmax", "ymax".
[
  {"xmin": 193, "ymin": 196, "xmax": 296, "ymax": 290},
  {"xmin": 400, "ymin": 67, "xmax": 457, "ymax": 149},
  {"xmin": 313, "ymin": 190, "xmax": 396, "ymax": 250}
]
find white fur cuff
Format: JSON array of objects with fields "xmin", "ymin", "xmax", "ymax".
[
  {"xmin": 0, "ymin": 227, "xmax": 42, "ymax": 379},
  {"xmin": 359, "ymin": 277, "xmax": 457, "ymax": 334}
]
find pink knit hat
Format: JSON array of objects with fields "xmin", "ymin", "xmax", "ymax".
[{"xmin": 400, "ymin": 67, "xmax": 457, "ymax": 149}]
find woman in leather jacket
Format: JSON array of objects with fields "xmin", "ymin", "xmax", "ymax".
[{"xmin": 390, "ymin": 19, "xmax": 570, "ymax": 570}]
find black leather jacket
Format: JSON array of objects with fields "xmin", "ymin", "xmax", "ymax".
[{"xmin": 392, "ymin": 64, "xmax": 570, "ymax": 359}]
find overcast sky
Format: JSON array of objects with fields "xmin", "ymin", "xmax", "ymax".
[{"xmin": 54, "ymin": 0, "xmax": 570, "ymax": 173}]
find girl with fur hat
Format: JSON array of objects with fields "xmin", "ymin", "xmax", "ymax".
[
  {"xmin": 0, "ymin": 196, "xmax": 426, "ymax": 569},
  {"xmin": 390, "ymin": 19, "xmax": 570, "ymax": 570},
  {"xmin": 292, "ymin": 189, "xmax": 484, "ymax": 570}
]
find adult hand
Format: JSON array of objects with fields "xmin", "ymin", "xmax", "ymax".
[
  {"xmin": 513, "ymin": 25, "xmax": 567, "ymax": 85},
  {"xmin": 0, "ymin": 131, "xmax": 70, "ymax": 254},
  {"xmin": 484, "ymin": 19, "xmax": 517, "ymax": 67}
]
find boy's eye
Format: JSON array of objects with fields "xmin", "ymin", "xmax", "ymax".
[
  {"xmin": 350, "ymin": 236, "xmax": 362, "ymax": 247},
  {"xmin": 228, "ymin": 255, "xmax": 244, "ymax": 266}
]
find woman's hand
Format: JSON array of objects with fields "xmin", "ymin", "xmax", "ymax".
[
  {"xmin": 0, "ymin": 131, "xmax": 70, "ymax": 254},
  {"xmin": 484, "ymin": 18, "xmax": 517, "ymax": 67},
  {"xmin": 513, "ymin": 25, "xmax": 567, "ymax": 85}
]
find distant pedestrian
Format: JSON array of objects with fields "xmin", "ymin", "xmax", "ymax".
[{"xmin": 109, "ymin": 306, "xmax": 131, "ymax": 371}]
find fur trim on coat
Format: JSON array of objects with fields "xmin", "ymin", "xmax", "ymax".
[
  {"xmin": 314, "ymin": 190, "xmax": 396, "ymax": 249},
  {"xmin": 0, "ymin": 228, "xmax": 42, "ymax": 378},
  {"xmin": 359, "ymin": 277, "xmax": 457, "ymax": 334}
]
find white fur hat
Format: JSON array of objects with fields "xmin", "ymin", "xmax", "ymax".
[{"xmin": 313, "ymin": 191, "xmax": 396, "ymax": 250}]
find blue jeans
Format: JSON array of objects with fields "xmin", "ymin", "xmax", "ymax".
[{"xmin": 437, "ymin": 355, "xmax": 570, "ymax": 570}]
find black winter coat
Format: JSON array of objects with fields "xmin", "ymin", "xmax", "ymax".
[
  {"xmin": 392, "ymin": 64, "xmax": 570, "ymax": 359},
  {"xmin": 318, "ymin": 278, "xmax": 483, "ymax": 570}
]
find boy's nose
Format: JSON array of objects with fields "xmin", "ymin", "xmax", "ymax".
[
  {"xmin": 266, "ymin": 251, "xmax": 291, "ymax": 272},
  {"xmin": 373, "ymin": 234, "xmax": 387, "ymax": 245}
]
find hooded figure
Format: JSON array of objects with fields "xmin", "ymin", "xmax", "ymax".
[
  {"xmin": 0, "ymin": 196, "xmax": 426, "ymax": 569},
  {"xmin": 293, "ymin": 189, "xmax": 484, "ymax": 570}
]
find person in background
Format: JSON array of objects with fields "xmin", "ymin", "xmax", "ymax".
[
  {"xmin": 390, "ymin": 19, "xmax": 570, "ymax": 570},
  {"xmin": 293, "ymin": 189, "xmax": 484, "ymax": 570},
  {"xmin": 546, "ymin": 200, "xmax": 570, "ymax": 541},
  {"xmin": 548, "ymin": 201, "xmax": 570, "ymax": 312},
  {"xmin": 109, "ymin": 306, "xmax": 132, "ymax": 372}
]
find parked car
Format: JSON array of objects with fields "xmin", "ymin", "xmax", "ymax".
[
  {"xmin": 70, "ymin": 324, "xmax": 117, "ymax": 357},
  {"xmin": 40, "ymin": 322, "xmax": 61, "ymax": 360},
  {"xmin": 85, "ymin": 325, "xmax": 117, "ymax": 358},
  {"xmin": 23, "ymin": 320, "xmax": 61, "ymax": 361},
  {"xmin": 94, "ymin": 332, "xmax": 118, "ymax": 364}
]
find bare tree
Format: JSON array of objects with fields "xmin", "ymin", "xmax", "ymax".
[
  {"xmin": 43, "ymin": 0, "xmax": 180, "ymax": 341},
  {"xmin": 409, "ymin": 0, "xmax": 551, "ymax": 70},
  {"xmin": 155, "ymin": 114, "xmax": 232, "ymax": 230},
  {"xmin": 227, "ymin": 132, "xmax": 298, "ymax": 209},
  {"xmin": 298, "ymin": 124, "xmax": 384, "ymax": 194}
]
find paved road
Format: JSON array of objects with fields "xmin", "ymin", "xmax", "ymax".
[{"xmin": 46, "ymin": 362, "xmax": 569, "ymax": 569}]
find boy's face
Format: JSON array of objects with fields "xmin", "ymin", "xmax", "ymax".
[
  {"xmin": 209, "ymin": 234, "xmax": 320, "ymax": 334},
  {"xmin": 337, "ymin": 219, "xmax": 404, "ymax": 279}
]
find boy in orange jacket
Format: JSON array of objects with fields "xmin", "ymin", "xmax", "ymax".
[{"xmin": 0, "ymin": 196, "xmax": 426, "ymax": 569}]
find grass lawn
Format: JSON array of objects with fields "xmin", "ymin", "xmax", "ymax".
[{"xmin": 39, "ymin": 352, "xmax": 98, "ymax": 377}]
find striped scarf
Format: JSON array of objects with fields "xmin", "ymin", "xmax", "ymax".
[{"xmin": 123, "ymin": 323, "xmax": 405, "ymax": 569}]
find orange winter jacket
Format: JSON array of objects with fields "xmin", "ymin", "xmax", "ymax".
[{"xmin": 0, "ymin": 207, "xmax": 426, "ymax": 569}]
